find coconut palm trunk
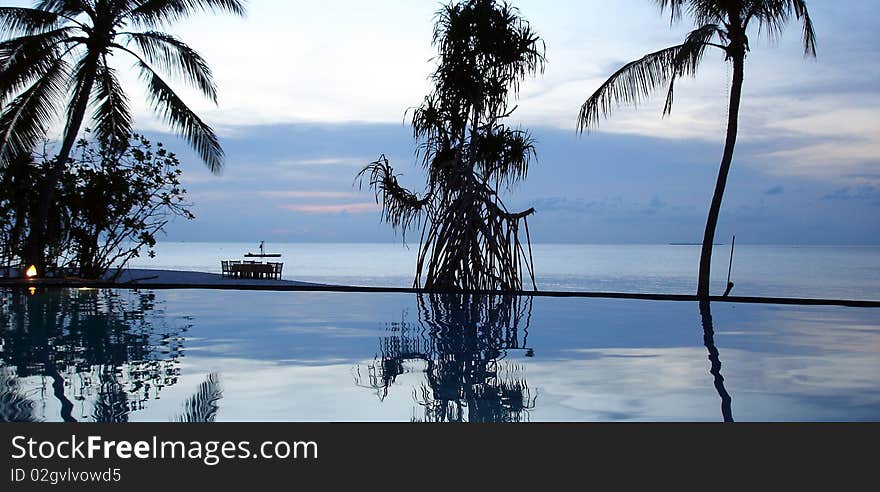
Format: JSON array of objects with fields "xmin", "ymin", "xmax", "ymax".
[
  {"xmin": 697, "ymin": 50, "xmax": 745, "ymax": 298},
  {"xmin": 28, "ymin": 58, "xmax": 99, "ymax": 273}
]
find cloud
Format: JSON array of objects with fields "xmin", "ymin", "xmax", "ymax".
[
  {"xmin": 643, "ymin": 195, "xmax": 667, "ymax": 215},
  {"xmin": 529, "ymin": 195, "xmax": 680, "ymax": 220},
  {"xmin": 21, "ymin": 0, "xmax": 878, "ymax": 191},
  {"xmin": 258, "ymin": 191, "xmax": 361, "ymax": 199},
  {"xmin": 823, "ymin": 184, "xmax": 880, "ymax": 204},
  {"xmin": 759, "ymin": 106, "xmax": 880, "ymax": 178},
  {"xmin": 153, "ymin": 122, "xmax": 880, "ymax": 244},
  {"xmin": 528, "ymin": 196, "xmax": 602, "ymax": 214},
  {"xmin": 187, "ymin": 190, "xmax": 365, "ymax": 203},
  {"xmin": 276, "ymin": 157, "xmax": 368, "ymax": 167},
  {"xmin": 280, "ymin": 203, "xmax": 378, "ymax": 215},
  {"xmin": 765, "ymin": 185, "xmax": 785, "ymax": 196}
]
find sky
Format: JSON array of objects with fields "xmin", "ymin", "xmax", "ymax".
[{"xmin": 6, "ymin": 0, "xmax": 880, "ymax": 244}]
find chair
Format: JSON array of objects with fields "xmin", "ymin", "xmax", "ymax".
[{"xmin": 229, "ymin": 260, "xmax": 244, "ymax": 279}]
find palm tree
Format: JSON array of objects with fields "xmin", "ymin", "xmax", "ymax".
[
  {"xmin": 358, "ymin": 0, "xmax": 545, "ymax": 292},
  {"xmin": 576, "ymin": 0, "xmax": 816, "ymax": 297},
  {"xmin": 0, "ymin": 0, "xmax": 246, "ymax": 271}
]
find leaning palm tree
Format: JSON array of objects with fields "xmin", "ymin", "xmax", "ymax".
[
  {"xmin": 576, "ymin": 0, "xmax": 816, "ymax": 297},
  {"xmin": 0, "ymin": 0, "xmax": 246, "ymax": 270}
]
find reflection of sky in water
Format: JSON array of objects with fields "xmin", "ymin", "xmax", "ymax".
[{"xmin": 3, "ymin": 290, "xmax": 879, "ymax": 422}]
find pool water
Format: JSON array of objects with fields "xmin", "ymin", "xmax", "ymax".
[{"xmin": 1, "ymin": 288, "xmax": 879, "ymax": 422}]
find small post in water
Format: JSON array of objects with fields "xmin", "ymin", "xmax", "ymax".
[{"xmin": 723, "ymin": 235, "xmax": 736, "ymax": 297}]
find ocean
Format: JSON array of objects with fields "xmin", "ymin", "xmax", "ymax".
[{"xmin": 127, "ymin": 242, "xmax": 880, "ymax": 300}]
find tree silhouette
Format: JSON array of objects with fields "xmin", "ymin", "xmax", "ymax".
[
  {"xmin": 358, "ymin": 0, "xmax": 545, "ymax": 291},
  {"xmin": 0, "ymin": 0, "xmax": 246, "ymax": 270},
  {"xmin": 576, "ymin": 0, "xmax": 816, "ymax": 297}
]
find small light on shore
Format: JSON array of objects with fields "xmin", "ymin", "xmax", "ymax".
[
  {"xmin": 28, "ymin": 287, "xmax": 36, "ymax": 296},
  {"xmin": 25, "ymin": 265, "xmax": 38, "ymax": 278}
]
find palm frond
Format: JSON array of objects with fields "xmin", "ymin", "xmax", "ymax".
[
  {"xmin": 136, "ymin": 60, "xmax": 224, "ymax": 173},
  {"xmin": 176, "ymin": 372, "xmax": 222, "ymax": 423},
  {"xmin": 684, "ymin": 0, "xmax": 729, "ymax": 26},
  {"xmin": 410, "ymin": 94, "xmax": 462, "ymax": 155},
  {"xmin": 748, "ymin": 0, "xmax": 816, "ymax": 57},
  {"xmin": 0, "ymin": 57, "xmax": 69, "ymax": 164},
  {"xmin": 0, "ymin": 27, "xmax": 76, "ymax": 106},
  {"xmin": 357, "ymin": 154, "xmax": 430, "ymax": 238},
  {"xmin": 474, "ymin": 125, "xmax": 536, "ymax": 188},
  {"xmin": 33, "ymin": 0, "xmax": 90, "ymax": 18},
  {"xmin": 91, "ymin": 61, "xmax": 132, "ymax": 147},
  {"xmin": 0, "ymin": 7, "xmax": 62, "ymax": 38},
  {"xmin": 663, "ymin": 23, "xmax": 722, "ymax": 115},
  {"xmin": 577, "ymin": 45, "xmax": 680, "ymax": 132},
  {"xmin": 789, "ymin": 0, "xmax": 817, "ymax": 56},
  {"xmin": 122, "ymin": 31, "xmax": 217, "ymax": 103},
  {"xmin": 128, "ymin": 0, "xmax": 246, "ymax": 27},
  {"xmin": 654, "ymin": 0, "xmax": 685, "ymax": 23}
]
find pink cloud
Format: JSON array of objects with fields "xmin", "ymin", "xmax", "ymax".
[
  {"xmin": 188, "ymin": 190, "xmax": 364, "ymax": 203},
  {"xmin": 280, "ymin": 203, "xmax": 378, "ymax": 214},
  {"xmin": 259, "ymin": 191, "xmax": 360, "ymax": 199}
]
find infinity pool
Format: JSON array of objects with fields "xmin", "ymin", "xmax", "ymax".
[{"xmin": 1, "ymin": 288, "xmax": 878, "ymax": 422}]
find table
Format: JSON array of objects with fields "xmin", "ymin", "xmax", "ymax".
[
  {"xmin": 233, "ymin": 263, "xmax": 272, "ymax": 279},
  {"xmin": 222, "ymin": 261, "xmax": 283, "ymax": 280}
]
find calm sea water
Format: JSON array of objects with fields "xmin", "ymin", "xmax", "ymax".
[
  {"xmin": 2, "ymin": 289, "xmax": 878, "ymax": 422},
  {"xmin": 128, "ymin": 242, "xmax": 880, "ymax": 300}
]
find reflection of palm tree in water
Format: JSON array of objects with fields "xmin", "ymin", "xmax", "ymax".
[
  {"xmin": 2, "ymin": 370, "xmax": 222, "ymax": 423},
  {"xmin": 175, "ymin": 372, "xmax": 223, "ymax": 423},
  {"xmin": 92, "ymin": 368, "xmax": 130, "ymax": 423},
  {"xmin": 0, "ymin": 288, "xmax": 189, "ymax": 422},
  {"xmin": 0, "ymin": 369, "xmax": 39, "ymax": 422},
  {"xmin": 699, "ymin": 300, "xmax": 734, "ymax": 422},
  {"xmin": 90, "ymin": 368, "xmax": 222, "ymax": 423},
  {"xmin": 355, "ymin": 294, "xmax": 537, "ymax": 422}
]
